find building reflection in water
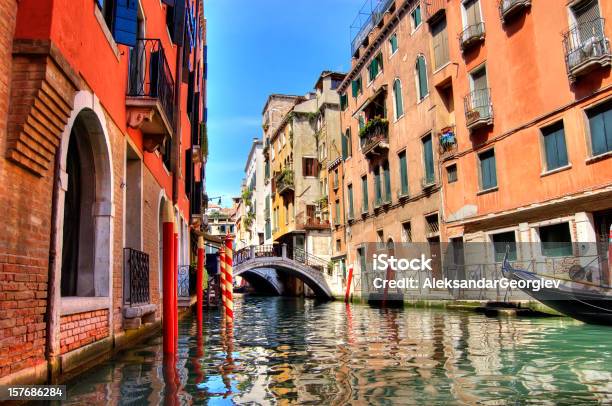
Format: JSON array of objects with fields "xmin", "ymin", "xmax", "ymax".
[{"xmin": 63, "ymin": 296, "xmax": 612, "ymax": 405}]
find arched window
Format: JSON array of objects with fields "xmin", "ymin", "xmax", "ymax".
[
  {"xmin": 415, "ymin": 55, "xmax": 429, "ymax": 101},
  {"xmin": 393, "ymin": 79, "xmax": 404, "ymax": 119}
]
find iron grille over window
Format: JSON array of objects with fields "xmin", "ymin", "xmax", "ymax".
[{"xmin": 124, "ymin": 247, "xmax": 150, "ymax": 305}]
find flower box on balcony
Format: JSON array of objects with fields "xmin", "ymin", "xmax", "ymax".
[{"xmin": 360, "ymin": 117, "xmax": 389, "ymax": 158}]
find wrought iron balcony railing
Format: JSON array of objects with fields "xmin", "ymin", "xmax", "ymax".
[
  {"xmin": 499, "ymin": 0, "xmax": 531, "ymax": 22},
  {"xmin": 562, "ymin": 18, "xmax": 612, "ymax": 81},
  {"xmin": 360, "ymin": 117, "xmax": 389, "ymax": 158},
  {"xmin": 123, "ymin": 248, "xmax": 150, "ymax": 306},
  {"xmin": 127, "ymin": 39, "xmax": 175, "ymax": 130},
  {"xmin": 459, "ymin": 22, "xmax": 485, "ymax": 51},
  {"xmin": 464, "ymin": 88, "xmax": 493, "ymax": 131},
  {"xmin": 275, "ymin": 170, "xmax": 295, "ymax": 195}
]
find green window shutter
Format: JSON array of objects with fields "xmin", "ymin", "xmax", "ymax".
[
  {"xmin": 399, "ymin": 151, "xmax": 408, "ymax": 195},
  {"xmin": 374, "ymin": 168, "xmax": 382, "ymax": 206},
  {"xmin": 346, "ymin": 129, "xmax": 352, "ymax": 157},
  {"xmin": 417, "ymin": 56, "xmax": 428, "ymax": 100},
  {"xmin": 588, "ymin": 102, "xmax": 612, "ymax": 156},
  {"xmin": 361, "ymin": 176, "xmax": 369, "ymax": 212},
  {"xmin": 383, "ymin": 162, "xmax": 391, "ymax": 202},
  {"xmin": 413, "ymin": 5, "xmax": 422, "ymax": 27},
  {"xmin": 479, "ymin": 149, "xmax": 497, "ymax": 190},
  {"xmin": 394, "ymin": 80, "xmax": 403, "ymax": 118},
  {"xmin": 543, "ymin": 122, "xmax": 568, "ymax": 171},
  {"xmin": 340, "ymin": 93, "xmax": 348, "ymax": 111},
  {"xmin": 390, "ymin": 34, "xmax": 398, "ymax": 53},
  {"xmin": 352, "ymin": 79, "xmax": 359, "ymax": 98},
  {"xmin": 341, "ymin": 133, "xmax": 348, "ymax": 160},
  {"xmin": 423, "ymin": 135, "xmax": 434, "ymax": 183}
]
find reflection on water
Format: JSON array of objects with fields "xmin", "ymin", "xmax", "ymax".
[{"xmin": 64, "ymin": 296, "xmax": 612, "ymax": 405}]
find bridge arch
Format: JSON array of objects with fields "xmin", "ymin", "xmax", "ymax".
[{"xmin": 234, "ymin": 245, "xmax": 333, "ymax": 300}]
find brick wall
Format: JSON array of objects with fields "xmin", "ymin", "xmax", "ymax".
[
  {"xmin": 59, "ymin": 310, "xmax": 109, "ymax": 354},
  {"xmin": 0, "ymin": 0, "xmax": 50, "ymax": 380},
  {"xmin": 143, "ymin": 167, "xmax": 163, "ymax": 318}
]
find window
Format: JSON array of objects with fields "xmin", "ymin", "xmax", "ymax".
[
  {"xmin": 393, "ymin": 79, "xmax": 404, "ymax": 119},
  {"xmin": 402, "ymin": 221, "xmax": 412, "ymax": 243},
  {"xmin": 342, "ymin": 128, "xmax": 352, "ymax": 160},
  {"xmin": 415, "ymin": 56, "xmax": 429, "ymax": 101},
  {"xmin": 377, "ymin": 229, "xmax": 385, "ymax": 249},
  {"xmin": 587, "ymin": 100, "xmax": 612, "ymax": 156},
  {"xmin": 399, "ymin": 150, "xmax": 408, "ymax": 196},
  {"xmin": 368, "ymin": 53, "xmax": 383, "ymax": 82},
  {"xmin": 542, "ymin": 121, "xmax": 569, "ymax": 171},
  {"xmin": 302, "ymin": 157, "xmax": 318, "ymax": 177},
  {"xmin": 358, "ymin": 115, "xmax": 366, "ymax": 132},
  {"xmin": 331, "ymin": 78, "xmax": 342, "ymax": 90},
  {"xmin": 422, "ymin": 134, "xmax": 435, "ymax": 184},
  {"xmin": 432, "ymin": 16, "xmax": 450, "ymax": 69},
  {"xmin": 336, "ymin": 239, "xmax": 341, "ymax": 251},
  {"xmin": 352, "ymin": 76, "xmax": 363, "ymax": 98},
  {"xmin": 478, "ymin": 149, "xmax": 497, "ymax": 190},
  {"xmin": 333, "ymin": 169, "xmax": 339, "ymax": 189},
  {"xmin": 446, "ymin": 164, "xmax": 458, "ymax": 183},
  {"xmin": 383, "ymin": 161, "xmax": 391, "ymax": 203},
  {"xmin": 340, "ymin": 93, "xmax": 348, "ymax": 111},
  {"xmin": 374, "ymin": 167, "xmax": 382, "ymax": 206},
  {"xmin": 389, "ymin": 33, "xmax": 398, "ymax": 55},
  {"xmin": 361, "ymin": 175, "xmax": 369, "ymax": 213},
  {"xmin": 491, "ymin": 231, "xmax": 517, "ymax": 262},
  {"xmin": 347, "ymin": 184, "xmax": 354, "ymax": 219},
  {"xmin": 335, "ymin": 199, "xmax": 341, "ymax": 225},
  {"xmin": 463, "ymin": 0, "xmax": 482, "ymax": 28},
  {"xmin": 539, "ymin": 223, "xmax": 573, "ymax": 257},
  {"xmin": 411, "ymin": 4, "xmax": 422, "ymax": 30}
]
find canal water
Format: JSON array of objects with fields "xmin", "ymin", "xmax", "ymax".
[{"xmin": 63, "ymin": 296, "xmax": 612, "ymax": 405}]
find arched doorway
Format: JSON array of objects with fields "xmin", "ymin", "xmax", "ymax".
[{"xmin": 59, "ymin": 108, "xmax": 113, "ymax": 298}]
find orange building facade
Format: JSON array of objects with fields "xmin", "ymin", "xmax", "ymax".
[
  {"xmin": 335, "ymin": 0, "xmax": 612, "ymax": 289},
  {"xmin": 0, "ymin": 0, "xmax": 207, "ymax": 385}
]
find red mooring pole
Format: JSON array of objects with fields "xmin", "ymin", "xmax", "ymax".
[
  {"xmin": 219, "ymin": 246, "xmax": 226, "ymax": 318},
  {"xmin": 162, "ymin": 201, "xmax": 176, "ymax": 354},
  {"xmin": 224, "ymin": 236, "xmax": 234, "ymax": 325},
  {"xmin": 345, "ymin": 265, "xmax": 354, "ymax": 303},
  {"xmin": 173, "ymin": 220, "xmax": 179, "ymax": 350},
  {"xmin": 196, "ymin": 236, "xmax": 204, "ymax": 325}
]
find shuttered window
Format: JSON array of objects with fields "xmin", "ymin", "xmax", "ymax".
[
  {"xmin": 347, "ymin": 184, "xmax": 354, "ymax": 219},
  {"xmin": 416, "ymin": 56, "xmax": 429, "ymax": 101},
  {"xmin": 302, "ymin": 157, "xmax": 319, "ymax": 177},
  {"xmin": 542, "ymin": 121, "xmax": 568, "ymax": 171},
  {"xmin": 411, "ymin": 5, "xmax": 422, "ymax": 29},
  {"xmin": 399, "ymin": 150, "xmax": 408, "ymax": 195},
  {"xmin": 389, "ymin": 33, "xmax": 398, "ymax": 54},
  {"xmin": 422, "ymin": 135, "xmax": 435, "ymax": 184},
  {"xmin": 446, "ymin": 164, "xmax": 458, "ymax": 183},
  {"xmin": 587, "ymin": 100, "xmax": 612, "ymax": 156},
  {"xmin": 351, "ymin": 76, "xmax": 362, "ymax": 98},
  {"xmin": 464, "ymin": 0, "xmax": 482, "ymax": 27},
  {"xmin": 383, "ymin": 161, "xmax": 391, "ymax": 203},
  {"xmin": 374, "ymin": 167, "xmax": 382, "ymax": 206},
  {"xmin": 393, "ymin": 79, "xmax": 404, "ymax": 119},
  {"xmin": 361, "ymin": 175, "xmax": 369, "ymax": 213},
  {"xmin": 478, "ymin": 149, "xmax": 497, "ymax": 190},
  {"xmin": 368, "ymin": 53, "xmax": 383, "ymax": 82},
  {"xmin": 335, "ymin": 200, "xmax": 341, "ymax": 225},
  {"xmin": 432, "ymin": 17, "xmax": 450, "ymax": 69},
  {"xmin": 340, "ymin": 93, "xmax": 348, "ymax": 111}
]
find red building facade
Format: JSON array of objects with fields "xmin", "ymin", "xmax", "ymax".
[{"xmin": 0, "ymin": 0, "xmax": 207, "ymax": 385}]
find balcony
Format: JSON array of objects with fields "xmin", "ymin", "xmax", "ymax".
[
  {"xmin": 126, "ymin": 39, "xmax": 175, "ymax": 152},
  {"xmin": 499, "ymin": 0, "xmax": 531, "ymax": 23},
  {"xmin": 421, "ymin": 176, "xmax": 436, "ymax": 191},
  {"xmin": 464, "ymin": 88, "xmax": 493, "ymax": 131},
  {"xmin": 296, "ymin": 212, "xmax": 331, "ymax": 231},
  {"xmin": 459, "ymin": 22, "xmax": 485, "ymax": 52},
  {"xmin": 563, "ymin": 18, "xmax": 612, "ymax": 82},
  {"xmin": 350, "ymin": 0, "xmax": 396, "ymax": 56},
  {"xmin": 426, "ymin": 0, "xmax": 446, "ymax": 23},
  {"xmin": 360, "ymin": 118, "xmax": 389, "ymax": 159},
  {"xmin": 275, "ymin": 169, "xmax": 294, "ymax": 196}
]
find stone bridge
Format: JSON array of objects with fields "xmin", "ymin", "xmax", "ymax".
[{"xmin": 234, "ymin": 245, "xmax": 333, "ymax": 299}]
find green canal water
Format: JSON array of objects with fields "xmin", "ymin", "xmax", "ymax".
[{"xmin": 62, "ymin": 296, "xmax": 612, "ymax": 405}]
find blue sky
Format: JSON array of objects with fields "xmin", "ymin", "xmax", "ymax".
[{"xmin": 205, "ymin": 0, "xmax": 358, "ymax": 207}]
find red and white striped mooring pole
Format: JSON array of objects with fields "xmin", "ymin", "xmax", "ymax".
[
  {"xmin": 219, "ymin": 244, "xmax": 226, "ymax": 318},
  {"xmin": 196, "ymin": 236, "xmax": 204, "ymax": 326},
  {"xmin": 224, "ymin": 235, "xmax": 234, "ymax": 324}
]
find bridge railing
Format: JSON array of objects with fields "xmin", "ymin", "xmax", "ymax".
[{"xmin": 234, "ymin": 244, "xmax": 329, "ymax": 273}]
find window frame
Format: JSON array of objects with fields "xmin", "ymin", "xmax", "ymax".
[
  {"xmin": 393, "ymin": 78, "xmax": 404, "ymax": 120},
  {"xmin": 477, "ymin": 147, "xmax": 498, "ymax": 192},
  {"xmin": 446, "ymin": 163, "xmax": 458, "ymax": 183},
  {"xmin": 540, "ymin": 120, "xmax": 570, "ymax": 173},
  {"xmin": 410, "ymin": 4, "xmax": 423, "ymax": 32},
  {"xmin": 415, "ymin": 55, "xmax": 429, "ymax": 102},
  {"xmin": 585, "ymin": 98, "xmax": 612, "ymax": 158},
  {"xmin": 389, "ymin": 32, "xmax": 399, "ymax": 56}
]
